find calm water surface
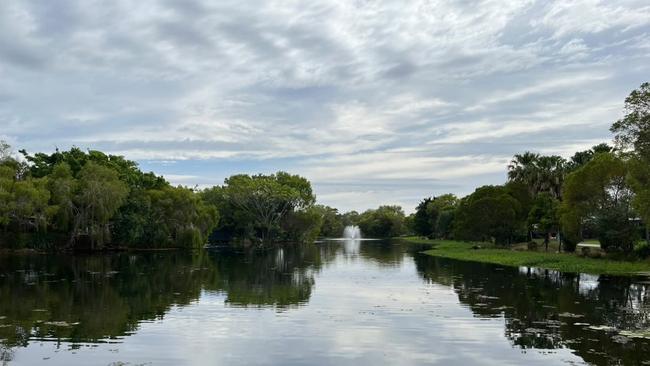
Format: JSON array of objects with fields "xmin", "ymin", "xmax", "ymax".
[{"xmin": 1, "ymin": 240, "xmax": 649, "ymax": 365}]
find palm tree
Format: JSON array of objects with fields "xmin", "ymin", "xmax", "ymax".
[
  {"xmin": 534, "ymin": 155, "xmax": 566, "ymax": 199},
  {"xmin": 507, "ymin": 152, "xmax": 540, "ymax": 196}
]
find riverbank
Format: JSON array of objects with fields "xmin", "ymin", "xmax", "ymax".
[{"xmin": 399, "ymin": 237, "xmax": 650, "ymax": 275}]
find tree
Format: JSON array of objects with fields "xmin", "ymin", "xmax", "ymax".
[
  {"xmin": 11, "ymin": 177, "xmax": 51, "ymax": 232},
  {"xmin": 413, "ymin": 194, "xmax": 459, "ymax": 238},
  {"xmin": 413, "ymin": 198, "xmax": 437, "ymax": 237},
  {"xmin": 453, "ymin": 185, "xmax": 523, "ymax": 246},
  {"xmin": 508, "ymin": 152, "xmax": 540, "ymax": 196},
  {"xmin": 508, "ymin": 152, "xmax": 566, "ymax": 199},
  {"xmin": 311, "ymin": 205, "xmax": 344, "ymax": 238},
  {"xmin": 610, "ymin": 82, "xmax": 650, "ymax": 244},
  {"xmin": 358, "ymin": 205, "xmax": 405, "ymax": 238},
  {"xmin": 146, "ymin": 186, "xmax": 218, "ymax": 248},
  {"xmin": 47, "ymin": 163, "xmax": 76, "ymax": 232},
  {"xmin": 0, "ymin": 166, "xmax": 16, "ymax": 230},
  {"xmin": 528, "ymin": 193, "xmax": 560, "ymax": 252},
  {"xmin": 567, "ymin": 143, "xmax": 613, "ymax": 172},
  {"xmin": 611, "ymin": 82, "xmax": 650, "ymax": 158},
  {"xmin": 627, "ymin": 157, "xmax": 650, "ymax": 244},
  {"xmin": 71, "ymin": 162, "xmax": 129, "ymax": 249},
  {"xmin": 282, "ymin": 206, "xmax": 323, "ymax": 242},
  {"xmin": 210, "ymin": 172, "xmax": 316, "ymax": 242},
  {"xmin": 561, "ymin": 153, "xmax": 637, "ymax": 253},
  {"xmin": 0, "ymin": 140, "xmax": 11, "ymax": 162}
]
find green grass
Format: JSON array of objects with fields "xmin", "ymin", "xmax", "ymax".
[{"xmin": 400, "ymin": 237, "xmax": 650, "ymax": 275}]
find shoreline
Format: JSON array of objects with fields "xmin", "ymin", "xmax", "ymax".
[{"xmin": 399, "ymin": 237, "xmax": 650, "ymax": 276}]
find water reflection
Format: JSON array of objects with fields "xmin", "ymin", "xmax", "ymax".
[
  {"xmin": 414, "ymin": 255, "xmax": 650, "ymax": 365},
  {"xmin": 0, "ymin": 241, "xmax": 649, "ymax": 365}
]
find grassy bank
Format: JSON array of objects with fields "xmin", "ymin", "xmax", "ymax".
[{"xmin": 400, "ymin": 237, "xmax": 650, "ymax": 275}]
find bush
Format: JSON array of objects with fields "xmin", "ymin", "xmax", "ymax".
[
  {"xmin": 634, "ymin": 244, "xmax": 650, "ymax": 259},
  {"xmin": 597, "ymin": 208, "xmax": 639, "ymax": 253}
]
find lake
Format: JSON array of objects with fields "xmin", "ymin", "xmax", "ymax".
[{"xmin": 1, "ymin": 240, "xmax": 649, "ymax": 365}]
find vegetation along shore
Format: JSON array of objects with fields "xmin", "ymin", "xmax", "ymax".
[{"xmin": 0, "ymin": 82, "xmax": 649, "ymax": 275}]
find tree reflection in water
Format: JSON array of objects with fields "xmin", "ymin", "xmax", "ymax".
[
  {"xmin": 414, "ymin": 255, "xmax": 650, "ymax": 365},
  {"xmin": 0, "ymin": 244, "xmax": 325, "ymax": 353}
]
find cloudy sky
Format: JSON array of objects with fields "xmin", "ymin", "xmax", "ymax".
[{"xmin": 1, "ymin": 0, "xmax": 649, "ymax": 213}]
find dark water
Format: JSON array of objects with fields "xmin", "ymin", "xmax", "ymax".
[{"xmin": 1, "ymin": 240, "xmax": 649, "ymax": 365}]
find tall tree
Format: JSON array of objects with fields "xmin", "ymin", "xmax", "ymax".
[
  {"xmin": 611, "ymin": 82, "xmax": 650, "ymax": 158},
  {"xmin": 528, "ymin": 193, "xmax": 560, "ymax": 252},
  {"xmin": 561, "ymin": 153, "xmax": 637, "ymax": 253},
  {"xmin": 507, "ymin": 152, "xmax": 540, "ymax": 196},
  {"xmin": 611, "ymin": 82, "xmax": 650, "ymax": 244},
  {"xmin": 71, "ymin": 162, "xmax": 129, "ymax": 249}
]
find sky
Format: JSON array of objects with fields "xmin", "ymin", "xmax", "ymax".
[{"xmin": 1, "ymin": 0, "xmax": 649, "ymax": 213}]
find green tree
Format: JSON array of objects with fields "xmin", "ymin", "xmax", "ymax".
[
  {"xmin": 146, "ymin": 187, "xmax": 218, "ymax": 248},
  {"xmin": 47, "ymin": 163, "xmax": 76, "ymax": 232},
  {"xmin": 528, "ymin": 193, "xmax": 560, "ymax": 252},
  {"xmin": 567, "ymin": 143, "xmax": 613, "ymax": 172},
  {"xmin": 210, "ymin": 172, "xmax": 316, "ymax": 242},
  {"xmin": 358, "ymin": 205, "xmax": 405, "ymax": 238},
  {"xmin": 611, "ymin": 82, "xmax": 650, "ymax": 158},
  {"xmin": 0, "ymin": 166, "xmax": 16, "ymax": 230},
  {"xmin": 71, "ymin": 162, "xmax": 129, "ymax": 249},
  {"xmin": 627, "ymin": 157, "xmax": 650, "ymax": 244},
  {"xmin": 453, "ymin": 185, "xmax": 523, "ymax": 246},
  {"xmin": 561, "ymin": 153, "xmax": 637, "ymax": 253},
  {"xmin": 413, "ymin": 197, "xmax": 437, "ymax": 237},
  {"xmin": 282, "ymin": 206, "xmax": 323, "ymax": 242},
  {"xmin": 610, "ymin": 82, "xmax": 650, "ymax": 244},
  {"xmin": 508, "ymin": 152, "xmax": 566, "ymax": 199},
  {"xmin": 311, "ymin": 205, "xmax": 344, "ymax": 238}
]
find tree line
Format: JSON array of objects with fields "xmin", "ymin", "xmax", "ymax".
[
  {"xmin": 408, "ymin": 82, "xmax": 650, "ymax": 255},
  {"xmin": 0, "ymin": 147, "xmax": 332, "ymax": 249}
]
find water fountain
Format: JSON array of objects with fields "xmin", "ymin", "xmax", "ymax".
[{"xmin": 343, "ymin": 225, "xmax": 362, "ymax": 239}]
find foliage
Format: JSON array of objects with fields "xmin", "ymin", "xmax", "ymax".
[
  {"xmin": 611, "ymin": 82, "xmax": 650, "ymax": 158},
  {"xmin": 508, "ymin": 152, "xmax": 566, "ymax": 199},
  {"xmin": 561, "ymin": 153, "xmax": 637, "ymax": 253},
  {"xmin": 202, "ymin": 171, "xmax": 317, "ymax": 243},
  {"xmin": 413, "ymin": 194, "xmax": 458, "ymax": 238},
  {"xmin": 72, "ymin": 162, "xmax": 129, "ymax": 249},
  {"xmin": 358, "ymin": 205, "xmax": 405, "ymax": 238},
  {"xmin": 527, "ymin": 193, "xmax": 560, "ymax": 251},
  {"xmin": 413, "ymin": 198, "xmax": 438, "ymax": 237},
  {"xmin": 281, "ymin": 206, "xmax": 323, "ymax": 242},
  {"xmin": 453, "ymin": 185, "xmax": 523, "ymax": 246},
  {"xmin": 567, "ymin": 143, "xmax": 613, "ymax": 172},
  {"xmin": 311, "ymin": 205, "xmax": 344, "ymax": 238},
  {"xmin": 0, "ymin": 144, "xmax": 219, "ymax": 250}
]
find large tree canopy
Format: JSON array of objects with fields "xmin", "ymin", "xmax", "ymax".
[
  {"xmin": 561, "ymin": 153, "xmax": 637, "ymax": 253},
  {"xmin": 453, "ymin": 185, "xmax": 523, "ymax": 246},
  {"xmin": 202, "ymin": 171, "xmax": 316, "ymax": 242}
]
